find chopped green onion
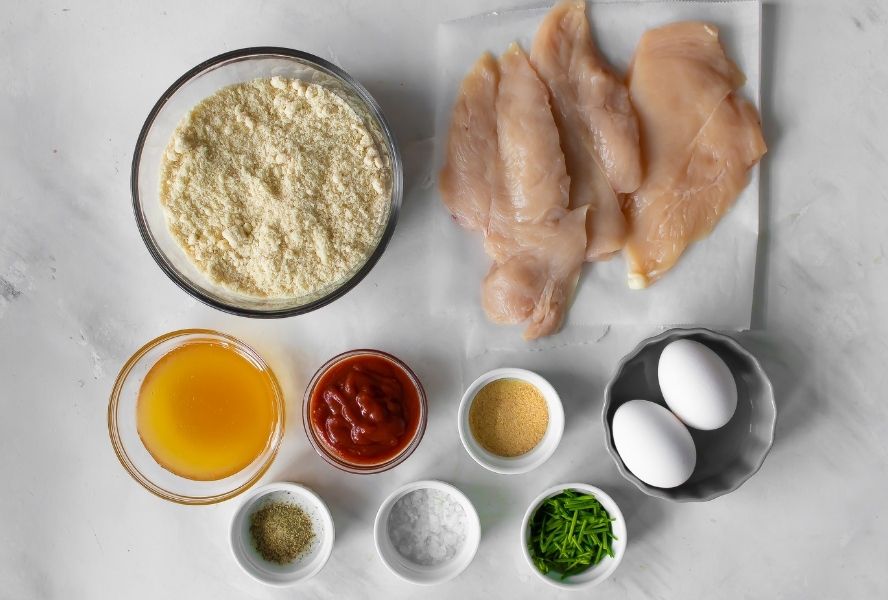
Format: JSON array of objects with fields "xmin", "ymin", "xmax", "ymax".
[{"xmin": 527, "ymin": 490, "xmax": 616, "ymax": 581}]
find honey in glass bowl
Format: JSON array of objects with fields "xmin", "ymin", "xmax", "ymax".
[{"xmin": 136, "ymin": 340, "xmax": 277, "ymax": 481}]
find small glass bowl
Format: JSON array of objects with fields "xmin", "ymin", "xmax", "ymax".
[
  {"xmin": 108, "ymin": 329, "xmax": 285, "ymax": 504},
  {"xmin": 302, "ymin": 349, "xmax": 427, "ymax": 474},
  {"xmin": 131, "ymin": 47, "xmax": 403, "ymax": 317}
]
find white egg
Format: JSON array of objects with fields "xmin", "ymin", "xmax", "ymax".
[
  {"xmin": 612, "ymin": 400, "xmax": 696, "ymax": 489},
  {"xmin": 658, "ymin": 339, "xmax": 738, "ymax": 430}
]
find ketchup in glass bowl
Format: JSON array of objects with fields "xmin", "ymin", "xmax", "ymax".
[{"xmin": 303, "ymin": 350, "xmax": 427, "ymax": 473}]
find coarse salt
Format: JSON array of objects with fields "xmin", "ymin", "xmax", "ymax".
[{"xmin": 387, "ymin": 488, "xmax": 467, "ymax": 567}]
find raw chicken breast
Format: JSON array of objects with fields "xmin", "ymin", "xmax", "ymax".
[
  {"xmin": 439, "ymin": 52, "xmax": 500, "ymax": 232},
  {"xmin": 482, "ymin": 206, "xmax": 588, "ymax": 339},
  {"xmin": 481, "ymin": 43, "xmax": 588, "ymax": 339},
  {"xmin": 531, "ymin": 0, "xmax": 642, "ymax": 260},
  {"xmin": 488, "ymin": 44, "xmax": 570, "ymax": 231},
  {"xmin": 624, "ymin": 22, "xmax": 767, "ymax": 288}
]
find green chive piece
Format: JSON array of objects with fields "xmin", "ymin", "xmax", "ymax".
[{"xmin": 527, "ymin": 490, "xmax": 616, "ymax": 581}]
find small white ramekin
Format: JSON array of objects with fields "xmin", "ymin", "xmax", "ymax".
[
  {"xmin": 457, "ymin": 368, "xmax": 564, "ymax": 474},
  {"xmin": 373, "ymin": 480, "xmax": 481, "ymax": 585},
  {"xmin": 230, "ymin": 482, "xmax": 335, "ymax": 586},
  {"xmin": 520, "ymin": 483, "xmax": 627, "ymax": 589}
]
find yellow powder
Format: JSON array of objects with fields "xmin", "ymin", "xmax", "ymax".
[
  {"xmin": 159, "ymin": 76, "xmax": 391, "ymax": 298},
  {"xmin": 468, "ymin": 378, "xmax": 549, "ymax": 457}
]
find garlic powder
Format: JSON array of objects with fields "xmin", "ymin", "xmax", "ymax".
[{"xmin": 159, "ymin": 76, "xmax": 391, "ymax": 298}]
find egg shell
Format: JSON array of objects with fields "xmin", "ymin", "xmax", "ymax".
[
  {"xmin": 658, "ymin": 339, "xmax": 738, "ymax": 430},
  {"xmin": 611, "ymin": 400, "xmax": 696, "ymax": 489}
]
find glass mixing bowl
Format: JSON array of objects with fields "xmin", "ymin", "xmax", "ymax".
[
  {"xmin": 131, "ymin": 47, "xmax": 403, "ymax": 316},
  {"xmin": 108, "ymin": 329, "xmax": 285, "ymax": 504}
]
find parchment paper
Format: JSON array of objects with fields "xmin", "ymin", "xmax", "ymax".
[{"xmin": 431, "ymin": 1, "xmax": 762, "ymax": 350}]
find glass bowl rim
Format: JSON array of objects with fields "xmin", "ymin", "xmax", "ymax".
[
  {"xmin": 302, "ymin": 349, "xmax": 428, "ymax": 474},
  {"xmin": 130, "ymin": 46, "xmax": 404, "ymax": 318},
  {"xmin": 107, "ymin": 328, "xmax": 285, "ymax": 505}
]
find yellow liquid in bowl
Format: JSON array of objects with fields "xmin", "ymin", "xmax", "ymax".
[{"xmin": 136, "ymin": 341, "xmax": 278, "ymax": 481}]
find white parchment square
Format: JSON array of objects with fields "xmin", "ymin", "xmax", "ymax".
[{"xmin": 432, "ymin": 0, "xmax": 762, "ymax": 347}]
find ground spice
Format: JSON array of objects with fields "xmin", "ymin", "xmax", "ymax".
[
  {"xmin": 249, "ymin": 501, "xmax": 315, "ymax": 564},
  {"xmin": 468, "ymin": 378, "xmax": 549, "ymax": 457}
]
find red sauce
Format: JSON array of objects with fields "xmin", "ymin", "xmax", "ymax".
[{"xmin": 309, "ymin": 354, "xmax": 422, "ymax": 465}]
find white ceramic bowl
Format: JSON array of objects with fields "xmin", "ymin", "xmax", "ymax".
[
  {"xmin": 457, "ymin": 368, "xmax": 564, "ymax": 474},
  {"xmin": 520, "ymin": 483, "xmax": 627, "ymax": 590},
  {"xmin": 230, "ymin": 482, "xmax": 335, "ymax": 586},
  {"xmin": 373, "ymin": 480, "xmax": 481, "ymax": 585}
]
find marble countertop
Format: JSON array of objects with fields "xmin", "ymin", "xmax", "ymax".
[{"xmin": 2, "ymin": 1, "xmax": 886, "ymax": 598}]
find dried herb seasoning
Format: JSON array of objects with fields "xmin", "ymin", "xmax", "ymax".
[{"xmin": 250, "ymin": 501, "xmax": 315, "ymax": 564}]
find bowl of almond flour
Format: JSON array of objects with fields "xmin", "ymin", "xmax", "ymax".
[{"xmin": 131, "ymin": 48, "xmax": 402, "ymax": 316}]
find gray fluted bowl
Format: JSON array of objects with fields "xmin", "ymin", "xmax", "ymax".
[{"xmin": 603, "ymin": 328, "xmax": 776, "ymax": 502}]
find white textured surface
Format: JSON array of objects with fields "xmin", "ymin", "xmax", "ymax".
[{"xmin": 1, "ymin": 1, "xmax": 887, "ymax": 598}]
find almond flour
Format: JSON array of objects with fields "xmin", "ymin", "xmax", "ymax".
[{"xmin": 159, "ymin": 76, "xmax": 391, "ymax": 298}]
